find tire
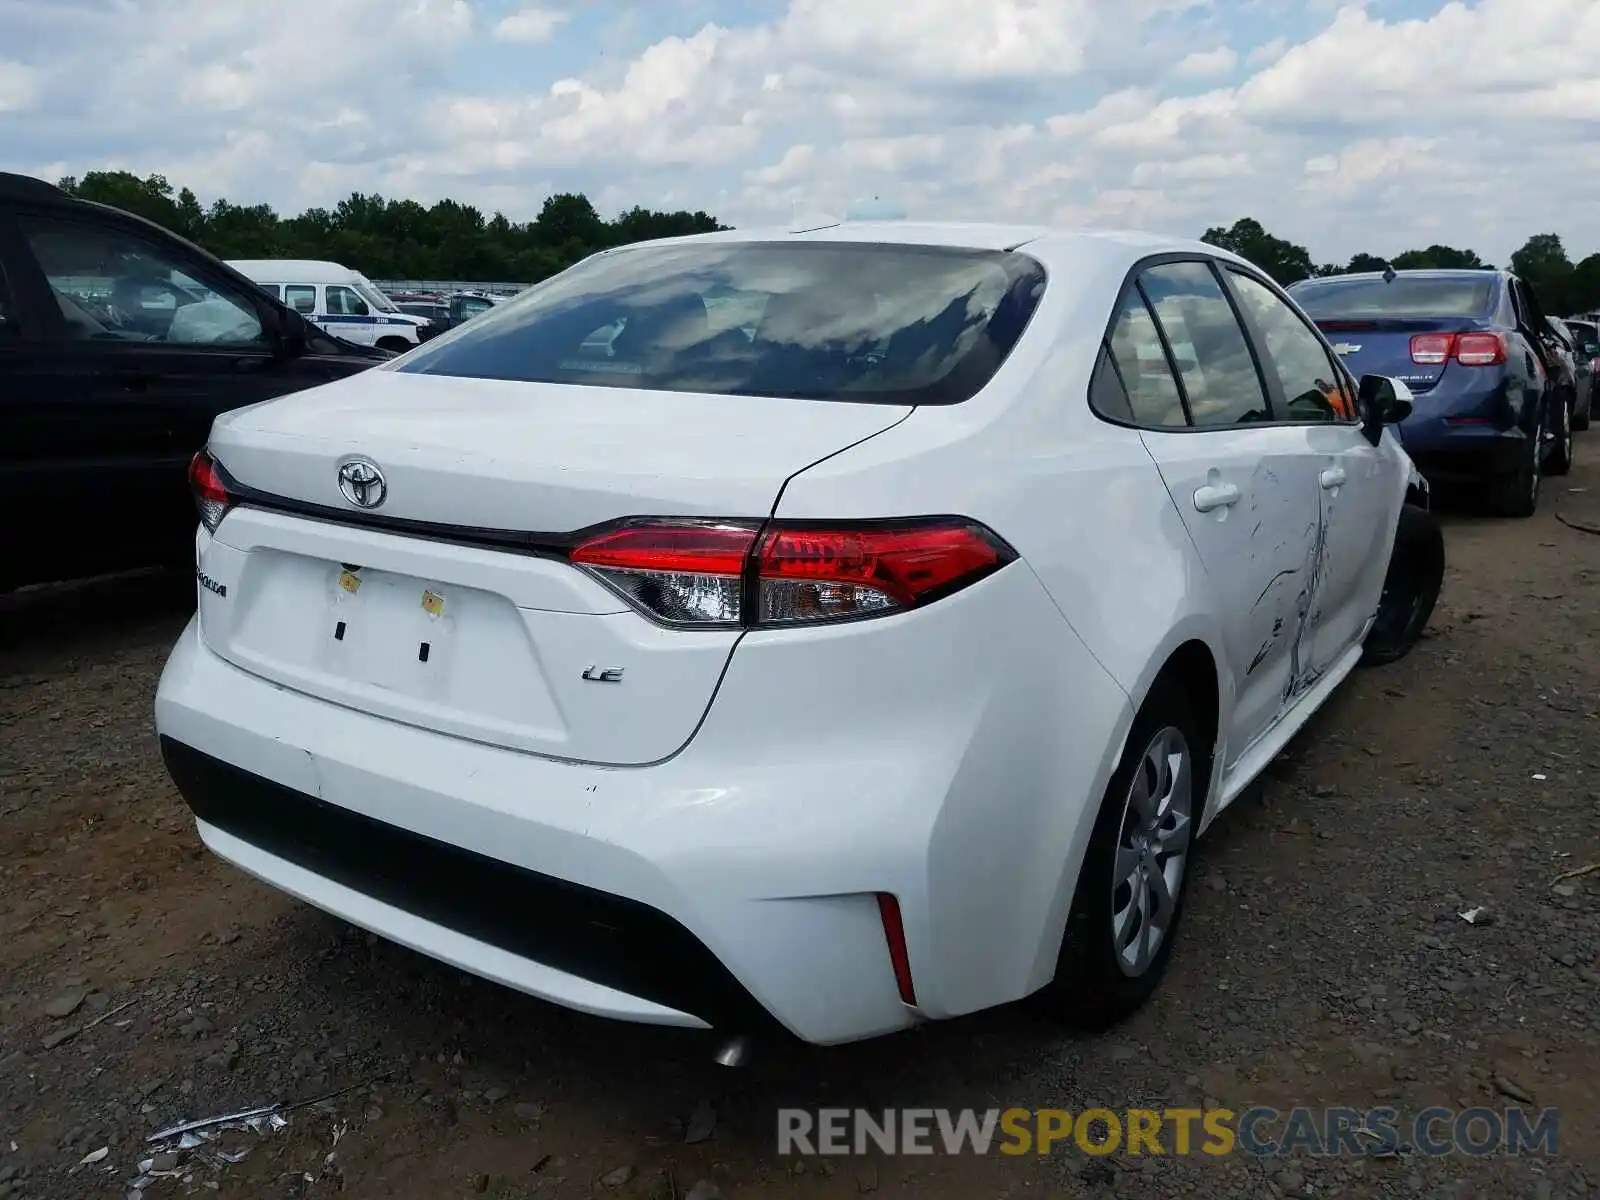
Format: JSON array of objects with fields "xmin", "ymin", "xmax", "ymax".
[
  {"xmin": 1047, "ymin": 678, "xmax": 1204, "ymax": 1029},
  {"xmin": 376, "ymin": 336, "xmax": 413, "ymax": 354},
  {"xmin": 1545, "ymin": 391, "xmax": 1574, "ymax": 476},
  {"xmin": 1359, "ymin": 502, "xmax": 1444, "ymax": 667},
  {"xmin": 1574, "ymin": 387, "xmax": 1592, "ymax": 432},
  {"xmin": 1486, "ymin": 407, "xmax": 1542, "ymax": 518}
]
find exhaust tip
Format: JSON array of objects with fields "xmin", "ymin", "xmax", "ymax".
[{"xmin": 713, "ymin": 1035, "xmax": 752, "ymax": 1068}]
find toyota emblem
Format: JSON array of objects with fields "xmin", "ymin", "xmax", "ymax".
[{"xmin": 337, "ymin": 458, "xmax": 387, "ymax": 509}]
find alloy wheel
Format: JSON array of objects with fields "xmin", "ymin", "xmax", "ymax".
[{"xmin": 1111, "ymin": 726, "xmax": 1194, "ymax": 978}]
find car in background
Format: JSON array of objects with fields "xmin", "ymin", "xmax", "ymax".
[
  {"xmin": 0, "ymin": 172, "xmax": 390, "ymax": 592},
  {"xmin": 394, "ymin": 301, "xmax": 452, "ymax": 338},
  {"xmin": 1287, "ymin": 268, "xmax": 1572, "ymax": 517},
  {"xmin": 156, "ymin": 222, "xmax": 1442, "ymax": 1048},
  {"xmin": 393, "ymin": 293, "xmax": 501, "ymax": 336},
  {"xmin": 229, "ymin": 260, "xmax": 430, "ymax": 353},
  {"xmin": 1560, "ymin": 316, "xmax": 1597, "ymax": 430}
]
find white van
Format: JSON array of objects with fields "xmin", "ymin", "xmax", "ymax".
[{"xmin": 227, "ymin": 260, "xmax": 429, "ymax": 352}]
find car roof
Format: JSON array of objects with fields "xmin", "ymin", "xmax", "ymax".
[
  {"xmin": 227, "ymin": 259, "xmax": 365, "ymax": 283},
  {"xmin": 601, "ymin": 220, "xmax": 1256, "ymax": 275},
  {"xmin": 0, "ymin": 172, "xmax": 72, "ymax": 205}
]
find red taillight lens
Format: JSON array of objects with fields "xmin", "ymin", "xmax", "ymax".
[
  {"xmin": 1454, "ymin": 332, "xmax": 1507, "ymax": 366},
  {"xmin": 569, "ymin": 523, "xmax": 755, "ymax": 626},
  {"xmin": 568, "ymin": 519, "xmax": 1014, "ymax": 629},
  {"xmin": 1409, "ymin": 332, "xmax": 1508, "ymax": 367},
  {"xmin": 1409, "ymin": 334, "xmax": 1453, "ymax": 365},
  {"xmin": 188, "ymin": 450, "xmax": 233, "ymax": 533}
]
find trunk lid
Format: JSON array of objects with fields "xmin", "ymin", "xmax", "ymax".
[
  {"xmin": 199, "ymin": 371, "xmax": 909, "ymax": 764},
  {"xmin": 1314, "ymin": 317, "xmax": 1494, "ymax": 395}
]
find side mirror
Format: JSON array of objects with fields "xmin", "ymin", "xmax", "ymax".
[{"xmin": 1356, "ymin": 374, "xmax": 1413, "ymax": 446}]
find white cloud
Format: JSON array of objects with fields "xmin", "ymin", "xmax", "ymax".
[
  {"xmin": 0, "ymin": 60, "xmax": 39, "ymax": 112},
  {"xmin": 1173, "ymin": 47, "xmax": 1238, "ymax": 79},
  {"xmin": 1, "ymin": 0, "xmax": 1597, "ymax": 267},
  {"xmin": 494, "ymin": 7, "xmax": 569, "ymax": 44}
]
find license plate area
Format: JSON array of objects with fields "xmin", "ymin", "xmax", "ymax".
[{"xmin": 324, "ymin": 566, "xmax": 456, "ymax": 696}]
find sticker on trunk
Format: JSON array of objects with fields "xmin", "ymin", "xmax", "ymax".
[{"xmin": 421, "ymin": 590, "xmax": 446, "ymax": 617}]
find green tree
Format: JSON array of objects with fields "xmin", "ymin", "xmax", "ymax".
[
  {"xmin": 37, "ymin": 170, "xmax": 731, "ymax": 287},
  {"xmin": 1390, "ymin": 244, "xmax": 1487, "ymax": 270},
  {"xmin": 1571, "ymin": 253, "xmax": 1600, "ymax": 314},
  {"xmin": 1511, "ymin": 234, "xmax": 1575, "ymax": 314},
  {"xmin": 1199, "ymin": 218, "xmax": 1315, "ymax": 285},
  {"xmin": 1344, "ymin": 253, "xmax": 1389, "ymax": 274}
]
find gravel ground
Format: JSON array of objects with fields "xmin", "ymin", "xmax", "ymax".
[{"xmin": 2, "ymin": 459, "xmax": 1597, "ymax": 1200}]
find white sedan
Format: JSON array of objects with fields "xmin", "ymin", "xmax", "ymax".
[{"xmin": 155, "ymin": 221, "xmax": 1444, "ymax": 1049}]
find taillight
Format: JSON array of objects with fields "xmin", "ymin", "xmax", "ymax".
[
  {"xmin": 1409, "ymin": 334, "xmax": 1452, "ymax": 365},
  {"xmin": 1454, "ymin": 333, "xmax": 1507, "ymax": 366},
  {"xmin": 568, "ymin": 518, "xmax": 1016, "ymax": 629},
  {"xmin": 188, "ymin": 450, "xmax": 233, "ymax": 533},
  {"xmin": 1409, "ymin": 332, "xmax": 1508, "ymax": 367}
]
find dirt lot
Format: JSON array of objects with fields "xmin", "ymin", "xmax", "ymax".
[{"xmin": 2, "ymin": 461, "xmax": 1598, "ymax": 1200}]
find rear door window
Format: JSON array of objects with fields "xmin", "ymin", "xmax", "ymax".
[
  {"xmin": 1139, "ymin": 261, "xmax": 1271, "ymax": 427},
  {"xmin": 397, "ymin": 241, "xmax": 1048, "ymax": 405},
  {"xmin": 1102, "ymin": 287, "xmax": 1188, "ymax": 427},
  {"xmin": 284, "ymin": 285, "xmax": 317, "ymax": 314}
]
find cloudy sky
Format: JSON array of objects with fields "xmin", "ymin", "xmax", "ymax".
[{"xmin": 0, "ymin": 0, "xmax": 1595, "ymax": 265}]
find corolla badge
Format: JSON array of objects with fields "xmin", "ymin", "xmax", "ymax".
[{"xmin": 337, "ymin": 458, "xmax": 387, "ymax": 508}]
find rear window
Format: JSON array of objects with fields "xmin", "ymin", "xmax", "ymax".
[
  {"xmin": 396, "ymin": 241, "xmax": 1047, "ymax": 405},
  {"xmin": 1290, "ymin": 275, "xmax": 1496, "ymax": 320}
]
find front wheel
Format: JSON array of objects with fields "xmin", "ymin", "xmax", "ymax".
[
  {"xmin": 1574, "ymin": 387, "xmax": 1592, "ymax": 432},
  {"xmin": 1047, "ymin": 680, "xmax": 1201, "ymax": 1029},
  {"xmin": 1360, "ymin": 502, "xmax": 1444, "ymax": 667},
  {"xmin": 376, "ymin": 336, "xmax": 414, "ymax": 354}
]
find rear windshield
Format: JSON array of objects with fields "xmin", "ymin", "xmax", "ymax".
[
  {"xmin": 1290, "ymin": 275, "xmax": 1496, "ymax": 320},
  {"xmin": 395, "ymin": 241, "xmax": 1047, "ymax": 405}
]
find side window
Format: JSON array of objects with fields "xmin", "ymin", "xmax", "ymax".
[
  {"xmin": 284, "ymin": 284, "xmax": 317, "ymax": 314},
  {"xmin": 1228, "ymin": 270, "xmax": 1356, "ymax": 422},
  {"xmin": 0, "ymin": 257, "xmax": 16, "ymax": 339},
  {"xmin": 1088, "ymin": 344, "xmax": 1135, "ymax": 423},
  {"xmin": 258, "ymin": 282, "xmax": 281, "ymax": 300},
  {"xmin": 1104, "ymin": 286, "xmax": 1188, "ymax": 427},
  {"xmin": 15, "ymin": 214, "xmax": 265, "ymax": 347},
  {"xmin": 1139, "ymin": 261, "xmax": 1270, "ymax": 427},
  {"xmin": 326, "ymin": 285, "xmax": 369, "ymax": 316}
]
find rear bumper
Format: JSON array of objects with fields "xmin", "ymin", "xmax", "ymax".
[
  {"xmin": 154, "ymin": 562, "xmax": 1131, "ymax": 1045},
  {"xmin": 1398, "ymin": 421, "xmax": 1530, "ymax": 480}
]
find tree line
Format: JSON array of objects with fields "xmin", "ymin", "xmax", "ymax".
[
  {"xmin": 1202, "ymin": 218, "xmax": 1600, "ymax": 316},
  {"xmin": 49, "ymin": 172, "xmax": 1600, "ymax": 316},
  {"xmin": 56, "ymin": 170, "xmax": 727, "ymax": 285}
]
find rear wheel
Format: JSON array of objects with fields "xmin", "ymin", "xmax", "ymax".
[
  {"xmin": 1048, "ymin": 679, "xmax": 1201, "ymax": 1029},
  {"xmin": 1546, "ymin": 390, "xmax": 1574, "ymax": 476},
  {"xmin": 1574, "ymin": 386, "xmax": 1592, "ymax": 432},
  {"xmin": 1360, "ymin": 503, "xmax": 1444, "ymax": 667},
  {"xmin": 376, "ymin": 336, "xmax": 413, "ymax": 354},
  {"xmin": 1487, "ymin": 408, "xmax": 1542, "ymax": 518}
]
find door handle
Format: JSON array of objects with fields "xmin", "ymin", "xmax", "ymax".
[
  {"xmin": 1193, "ymin": 483, "xmax": 1240, "ymax": 512},
  {"xmin": 1320, "ymin": 466, "xmax": 1347, "ymax": 489}
]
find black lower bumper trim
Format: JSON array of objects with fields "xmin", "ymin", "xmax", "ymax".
[{"xmin": 158, "ymin": 736, "xmax": 780, "ymax": 1033}]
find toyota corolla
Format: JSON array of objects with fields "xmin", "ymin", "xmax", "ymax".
[{"xmin": 155, "ymin": 222, "xmax": 1444, "ymax": 1049}]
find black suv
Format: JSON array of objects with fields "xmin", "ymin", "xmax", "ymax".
[{"xmin": 0, "ymin": 173, "xmax": 390, "ymax": 591}]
